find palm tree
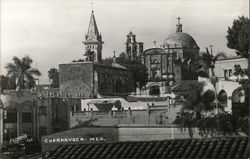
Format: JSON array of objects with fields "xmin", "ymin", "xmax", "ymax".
[
  {"xmin": 5, "ymin": 56, "xmax": 41, "ymax": 91},
  {"xmin": 199, "ymin": 47, "xmax": 226, "ymax": 113},
  {"xmin": 174, "ymin": 82, "xmax": 216, "ymax": 138}
]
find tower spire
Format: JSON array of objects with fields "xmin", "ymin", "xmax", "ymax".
[
  {"xmin": 83, "ymin": 6, "xmax": 104, "ymax": 62},
  {"xmin": 86, "ymin": 10, "xmax": 100, "ymax": 41}
]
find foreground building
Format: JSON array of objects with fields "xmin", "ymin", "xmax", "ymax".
[
  {"xmin": 0, "ymin": 9, "xmax": 134, "ymax": 149},
  {"xmin": 41, "ymin": 126, "xmax": 202, "ymax": 152},
  {"xmin": 45, "ymin": 137, "xmax": 249, "ymax": 159},
  {"xmin": 214, "ymin": 57, "xmax": 248, "ymax": 114}
]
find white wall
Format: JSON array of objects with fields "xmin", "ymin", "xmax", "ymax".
[{"xmin": 213, "ymin": 58, "xmax": 248, "ymax": 79}]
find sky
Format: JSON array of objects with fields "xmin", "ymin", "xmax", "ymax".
[{"xmin": 1, "ymin": 0, "xmax": 249, "ymax": 83}]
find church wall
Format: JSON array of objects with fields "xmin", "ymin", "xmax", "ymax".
[
  {"xmin": 59, "ymin": 62, "xmax": 94, "ymax": 98},
  {"xmin": 94, "ymin": 64, "xmax": 133, "ymax": 95},
  {"xmin": 173, "ymin": 64, "xmax": 182, "ymax": 82}
]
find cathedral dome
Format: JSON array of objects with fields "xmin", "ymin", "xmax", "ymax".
[{"xmin": 163, "ymin": 32, "xmax": 198, "ymax": 49}]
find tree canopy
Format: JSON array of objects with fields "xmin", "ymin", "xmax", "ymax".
[
  {"xmin": 173, "ymin": 81, "xmax": 249, "ymax": 137},
  {"xmin": 0, "ymin": 75, "xmax": 16, "ymax": 91},
  {"xmin": 226, "ymin": 16, "xmax": 250, "ymax": 58},
  {"xmin": 102, "ymin": 52, "xmax": 148, "ymax": 90},
  {"xmin": 5, "ymin": 56, "xmax": 41, "ymax": 91},
  {"xmin": 48, "ymin": 68, "xmax": 59, "ymax": 88}
]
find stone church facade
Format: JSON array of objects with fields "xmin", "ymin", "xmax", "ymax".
[{"xmin": 137, "ymin": 18, "xmax": 200, "ymax": 96}]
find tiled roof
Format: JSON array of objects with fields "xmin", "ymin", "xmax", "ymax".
[
  {"xmin": 46, "ymin": 137, "xmax": 249, "ymax": 159},
  {"xmin": 164, "ymin": 32, "xmax": 199, "ymax": 48}
]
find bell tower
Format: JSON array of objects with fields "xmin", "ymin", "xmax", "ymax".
[
  {"xmin": 83, "ymin": 10, "xmax": 104, "ymax": 62},
  {"xmin": 125, "ymin": 31, "xmax": 144, "ymax": 60}
]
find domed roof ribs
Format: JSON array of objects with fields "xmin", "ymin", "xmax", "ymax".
[{"xmin": 176, "ymin": 17, "xmax": 182, "ymax": 33}]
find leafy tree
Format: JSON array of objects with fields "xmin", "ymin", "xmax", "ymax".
[
  {"xmin": 174, "ymin": 82, "xmax": 230, "ymax": 138},
  {"xmin": 226, "ymin": 16, "xmax": 250, "ymax": 58},
  {"xmin": 102, "ymin": 52, "xmax": 148, "ymax": 90},
  {"xmin": 174, "ymin": 81, "xmax": 248, "ymax": 137},
  {"xmin": 48, "ymin": 68, "xmax": 59, "ymax": 88},
  {"xmin": 231, "ymin": 64, "xmax": 249, "ymax": 82},
  {"xmin": 117, "ymin": 53, "xmax": 148, "ymax": 90},
  {"xmin": 0, "ymin": 75, "xmax": 8, "ymax": 91},
  {"xmin": 0, "ymin": 75, "xmax": 17, "ymax": 91},
  {"xmin": 231, "ymin": 64, "xmax": 249, "ymax": 117},
  {"xmin": 177, "ymin": 82, "xmax": 217, "ymax": 112},
  {"xmin": 227, "ymin": 16, "xmax": 250, "ymax": 119},
  {"xmin": 178, "ymin": 55, "xmax": 208, "ymax": 80},
  {"xmin": 5, "ymin": 56, "xmax": 41, "ymax": 91}
]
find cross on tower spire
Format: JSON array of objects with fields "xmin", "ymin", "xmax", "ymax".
[
  {"xmin": 176, "ymin": 17, "xmax": 182, "ymax": 32},
  {"xmin": 177, "ymin": 17, "xmax": 181, "ymax": 24},
  {"xmin": 91, "ymin": 0, "xmax": 94, "ymax": 12}
]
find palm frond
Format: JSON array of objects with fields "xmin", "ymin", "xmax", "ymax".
[
  {"xmin": 27, "ymin": 68, "xmax": 41, "ymax": 76},
  {"xmin": 24, "ymin": 73, "xmax": 35, "ymax": 82},
  {"xmin": 22, "ymin": 56, "xmax": 33, "ymax": 70},
  {"xmin": 213, "ymin": 52, "xmax": 227, "ymax": 61},
  {"xmin": 5, "ymin": 63, "xmax": 19, "ymax": 76},
  {"xmin": 206, "ymin": 47, "xmax": 210, "ymax": 54},
  {"xmin": 22, "ymin": 56, "xmax": 33, "ymax": 66},
  {"xmin": 12, "ymin": 56, "xmax": 23, "ymax": 68}
]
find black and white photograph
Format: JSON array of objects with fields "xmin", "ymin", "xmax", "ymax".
[{"xmin": 0, "ymin": 0, "xmax": 249, "ymax": 158}]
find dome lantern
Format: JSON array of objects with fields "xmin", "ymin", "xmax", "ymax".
[{"xmin": 176, "ymin": 17, "xmax": 182, "ymax": 33}]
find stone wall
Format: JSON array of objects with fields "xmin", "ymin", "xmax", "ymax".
[
  {"xmin": 70, "ymin": 104, "xmax": 181, "ymax": 128},
  {"xmin": 59, "ymin": 62, "xmax": 94, "ymax": 98},
  {"xmin": 59, "ymin": 62, "xmax": 133, "ymax": 97},
  {"xmin": 94, "ymin": 64, "xmax": 134, "ymax": 95}
]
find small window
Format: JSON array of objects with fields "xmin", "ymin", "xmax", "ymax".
[
  {"xmin": 229, "ymin": 69, "xmax": 232, "ymax": 77},
  {"xmin": 224, "ymin": 69, "xmax": 228, "ymax": 79}
]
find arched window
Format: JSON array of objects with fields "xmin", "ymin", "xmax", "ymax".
[
  {"xmin": 218, "ymin": 90, "xmax": 227, "ymax": 107},
  {"xmin": 149, "ymin": 85, "xmax": 160, "ymax": 96},
  {"xmin": 232, "ymin": 88, "xmax": 247, "ymax": 116}
]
